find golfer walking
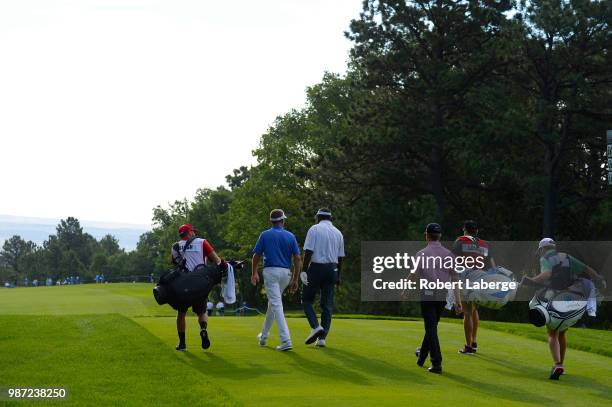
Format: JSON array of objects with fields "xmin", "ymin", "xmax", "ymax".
[
  {"xmin": 251, "ymin": 209, "xmax": 301, "ymax": 351},
  {"xmin": 302, "ymin": 208, "xmax": 344, "ymax": 347},
  {"xmin": 415, "ymin": 223, "xmax": 462, "ymax": 374}
]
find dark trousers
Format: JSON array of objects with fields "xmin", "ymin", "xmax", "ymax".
[
  {"xmin": 419, "ymin": 301, "xmax": 446, "ymax": 367},
  {"xmin": 302, "ymin": 263, "xmax": 337, "ymax": 338}
]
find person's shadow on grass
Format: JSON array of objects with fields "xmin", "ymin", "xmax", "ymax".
[
  {"xmin": 322, "ymin": 346, "xmax": 429, "ymax": 384},
  {"xmin": 476, "ymin": 352, "xmax": 612, "ymax": 402},
  {"xmin": 441, "ymin": 371, "xmax": 556, "ymax": 405},
  {"xmin": 283, "ymin": 350, "xmax": 371, "ymax": 385},
  {"xmin": 475, "ymin": 353, "xmax": 547, "ymax": 378},
  {"xmin": 478, "ymin": 354, "xmax": 612, "ymax": 400},
  {"xmin": 179, "ymin": 349, "xmax": 283, "ymax": 379},
  {"xmin": 565, "ymin": 373, "xmax": 612, "ymax": 401}
]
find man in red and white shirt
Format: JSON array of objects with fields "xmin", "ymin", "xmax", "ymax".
[
  {"xmin": 452, "ymin": 220, "xmax": 496, "ymax": 355},
  {"xmin": 172, "ymin": 224, "xmax": 224, "ymax": 351}
]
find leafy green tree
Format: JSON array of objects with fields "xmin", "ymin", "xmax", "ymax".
[
  {"xmin": 55, "ymin": 217, "xmax": 94, "ymax": 267},
  {"xmin": 90, "ymin": 252, "xmax": 109, "ymax": 278},
  {"xmin": 513, "ymin": 0, "xmax": 612, "ymax": 237},
  {"xmin": 138, "ymin": 0, "xmax": 610, "ymax": 322},
  {"xmin": 224, "ymin": 168, "xmax": 310, "ymax": 307},
  {"xmin": 346, "ymin": 0, "xmax": 514, "ymax": 227},
  {"xmin": 98, "ymin": 234, "xmax": 122, "ymax": 257},
  {"xmin": 127, "ymin": 232, "xmax": 161, "ymax": 276},
  {"xmin": 0, "ymin": 263, "xmax": 16, "ymax": 284},
  {"xmin": 0, "ymin": 235, "xmax": 37, "ymax": 275},
  {"xmin": 19, "ymin": 250, "xmax": 47, "ymax": 281},
  {"xmin": 42, "ymin": 235, "xmax": 64, "ymax": 280},
  {"xmin": 190, "ymin": 187, "xmax": 234, "ymax": 250},
  {"xmin": 59, "ymin": 250, "xmax": 85, "ymax": 278},
  {"xmin": 226, "ymin": 166, "xmax": 251, "ymax": 190},
  {"xmin": 124, "ymin": 251, "xmax": 154, "ymax": 278},
  {"xmin": 106, "ymin": 253, "xmax": 129, "ymax": 280}
]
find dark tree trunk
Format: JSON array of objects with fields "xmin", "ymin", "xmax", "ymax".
[
  {"xmin": 430, "ymin": 145, "xmax": 447, "ymax": 222},
  {"xmin": 542, "ymin": 154, "xmax": 558, "ymax": 238},
  {"xmin": 429, "ymin": 105, "xmax": 447, "ymax": 226},
  {"xmin": 541, "ymin": 96, "xmax": 574, "ymax": 239}
]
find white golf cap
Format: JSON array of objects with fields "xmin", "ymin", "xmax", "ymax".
[
  {"xmin": 538, "ymin": 238, "xmax": 556, "ymax": 249},
  {"xmin": 316, "ymin": 208, "xmax": 332, "ymax": 217},
  {"xmin": 270, "ymin": 209, "xmax": 287, "ymax": 222}
]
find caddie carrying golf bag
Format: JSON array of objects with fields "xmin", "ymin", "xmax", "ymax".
[
  {"xmin": 153, "ymin": 263, "xmax": 222, "ymax": 310},
  {"xmin": 461, "ymin": 266, "xmax": 517, "ymax": 309},
  {"xmin": 152, "ymin": 236, "xmax": 224, "ymax": 310},
  {"xmin": 528, "ymin": 279, "xmax": 588, "ymax": 331}
]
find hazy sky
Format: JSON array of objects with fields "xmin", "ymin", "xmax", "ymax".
[{"xmin": 0, "ymin": 0, "xmax": 361, "ymax": 226}]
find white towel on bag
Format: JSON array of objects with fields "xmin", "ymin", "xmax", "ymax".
[{"xmin": 221, "ymin": 263, "xmax": 236, "ymax": 304}]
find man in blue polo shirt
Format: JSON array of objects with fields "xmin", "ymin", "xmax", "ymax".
[{"xmin": 251, "ymin": 209, "xmax": 301, "ymax": 351}]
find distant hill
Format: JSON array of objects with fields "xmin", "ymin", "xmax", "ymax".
[{"xmin": 0, "ymin": 215, "xmax": 150, "ymax": 251}]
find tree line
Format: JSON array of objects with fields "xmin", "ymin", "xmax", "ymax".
[
  {"xmin": 143, "ymin": 0, "xmax": 611, "ymax": 324},
  {"xmin": 0, "ymin": 217, "xmax": 155, "ymax": 284},
  {"xmin": 2, "ymin": 1, "xmax": 610, "ymax": 325}
]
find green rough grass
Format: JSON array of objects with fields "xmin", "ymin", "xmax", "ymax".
[
  {"xmin": 0, "ymin": 284, "xmax": 175, "ymax": 317},
  {"xmin": 0, "ymin": 314, "xmax": 235, "ymax": 406},
  {"xmin": 471, "ymin": 320, "xmax": 612, "ymax": 358},
  {"xmin": 286, "ymin": 314, "xmax": 612, "ymax": 358},
  {"xmin": 1, "ymin": 283, "xmax": 611, "ymax": 406},
  {"xmin": 135, "ymin": 317, "xmax": 612, "ymax": 407}
]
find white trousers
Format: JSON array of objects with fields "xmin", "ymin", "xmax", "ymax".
[{"xmin": 261, "ymin": 267, "xmax": 292, "ymax": 343}]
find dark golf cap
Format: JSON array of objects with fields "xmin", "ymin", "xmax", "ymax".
[
  {"xmin": 426, "ymin": 223, "xmax": 442, "ymax": 234},
  {"xmin": 464, "ymin": 220, "xmax": 478, "ymax": 231},
  {"xmin": 270, "ymin": 209, "xmax": 287, "ymax": 222}
]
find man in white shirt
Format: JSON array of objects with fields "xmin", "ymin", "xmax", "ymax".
[{"xmin": 301, "ymin": 208, "xmax": 345, "ymax": 347}]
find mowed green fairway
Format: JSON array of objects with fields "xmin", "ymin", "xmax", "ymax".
[{"xmin": 0, "ymin": 284, "xmax": 610, "ymax": 406}]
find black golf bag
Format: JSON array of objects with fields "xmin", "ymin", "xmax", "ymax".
[{"xmin": 153, "ymin": 263, "xmax": 222, "ymax": 310}]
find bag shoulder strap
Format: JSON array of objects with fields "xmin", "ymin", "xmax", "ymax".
[
  {"xmin": 182, "ymin": 237, "xmax": 197, "ymax": 254},
  {"xmin": 174, "ymin": 237, "xmax": 197, "ymax": 269}
]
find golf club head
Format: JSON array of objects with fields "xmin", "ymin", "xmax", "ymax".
[
  {"xmin": 153, "ymin": 285, "xmax": 169, "ymax": 305},
  {"xmin": 229, "ymin": 260, "xmax": 245, "ymax": 270}
]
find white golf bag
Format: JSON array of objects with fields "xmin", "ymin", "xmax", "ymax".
[
  {"xmin": 528, "ymin": 280, "xmax": 588, "ymax": 331},
  {"xmin": 460, "ymin": 266, "xmax": 517, "ymax": 309}
]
